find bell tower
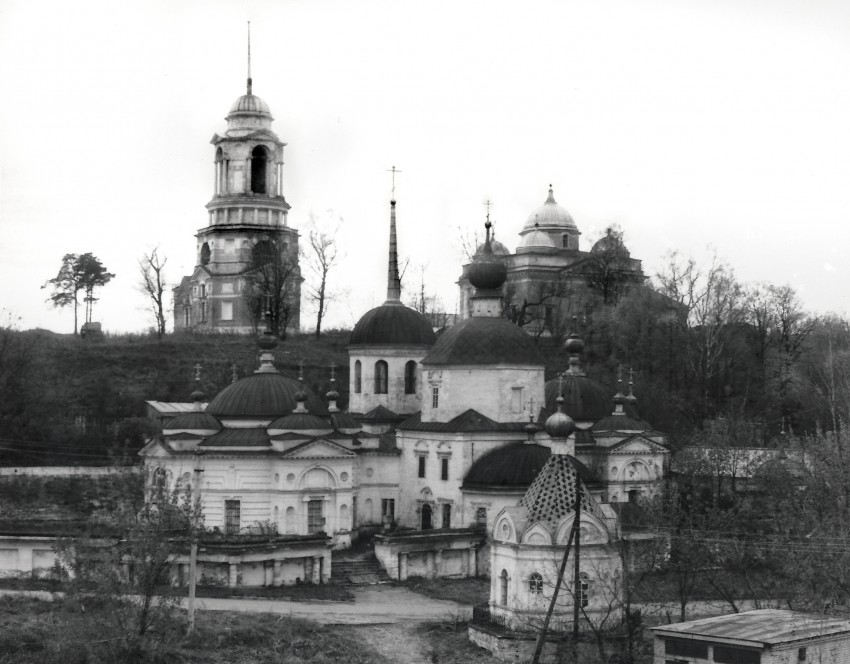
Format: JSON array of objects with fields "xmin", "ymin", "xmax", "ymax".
[{"xmin": 174, "ymin": 28, "xmax": 301, "ymax": 335}]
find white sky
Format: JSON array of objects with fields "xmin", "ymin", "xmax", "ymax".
[{"xmin": 1, "ymin": 0, "xmax": 849, "ymax": 333}]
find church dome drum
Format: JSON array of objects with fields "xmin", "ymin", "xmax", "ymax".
[{"xmin": 349, "ymin": 303, "xmax": 436, "ymax": 347}]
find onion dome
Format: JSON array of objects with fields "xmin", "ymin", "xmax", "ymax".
[
  {"xmin": 545, "ymin": 396, "xmax": 576, "ymax": 440},
  {"xmin": 207, "ymin": 373, "xmax": 327, "ymax": 418},
  {"xmin": 227, "ymin": 93, "xmax": 273, "ymax": 120},
  {"xmin": 463, "ymin": 443, "xmax": 551, "ymax": 490},
  {"xmin": 467, "ymin": 221, "xmax": 508, "ymax": 291},
  {"xmin": 165, "ymin": 411, "xmax": 222, "ymax": 432},
  {"xmin": 521, "ymin": 186, "xmax": 577, "ymax": 233},
  {"xmin": 349, "ymin": 304, "xmax": 436, "ymax": 346},
  {"xmin": 591, "ymin": 234, "xmax": 630, "ymax": 256},
  {"xmin": 422, "ymin": 317, "xmax": 545, "ymax": 366}
]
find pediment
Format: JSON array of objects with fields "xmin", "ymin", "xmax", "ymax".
[
  {"xmin": 139, "ymin": 437, "xmax": 173, "ymax": 458},
  {"xmin": 608, "ymin": 435, "xmax": 667, "ymax": 454},
  {"xmin": 282, "ymin": 438, "xmax": 356, "ymax": 459}
]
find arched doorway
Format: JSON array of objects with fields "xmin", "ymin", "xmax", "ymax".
[{"xmin": 421, "ymin": 503, "xmax": 433, "ymax": 530}]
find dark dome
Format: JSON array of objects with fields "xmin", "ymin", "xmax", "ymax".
[
  {"xmin": 423, "ymin": 317, "xmax": 545, "ymax": 366},
  {"xmin": 349, "ymin": 303, "xmax": 436, "ymax": 347},
  {"xmin": 591, "ymin": 235, "xmax": 630, "ymax": 256},
  {"xmin": 544, "ymin": 374, "xmax": 613, "ymax": 421},
  {"xmin": 268, "ymin": 412, "xmax": 332, "ymax": 431},
  {"xmin": 207, "ymin": 373, "xmax": 328, "ymax": 418},
  {"xmin": 592, "ymin": 414, "xmax": 648, "ymax": 432},
  {"xmin": 166, "ymin": 412, "xmax": 222, "ymax": 431},
  {"xmin": 463, "ymin": 443, "xmax": 550, "ymax": 489}
]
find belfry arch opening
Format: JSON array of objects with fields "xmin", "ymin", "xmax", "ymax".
[
  {"xmin": 200, "ymin": 242, "xmax": 211, "ymax": 266},
  {"xmin": 251, "ymin": 146, "xmax": 268, "ymax": 194}
]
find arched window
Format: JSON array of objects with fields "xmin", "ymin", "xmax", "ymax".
[
  {"xmin": 374, "ymin": 360, "xmax": 388, "ymax": 394},
  {"xmin": 354, "ymin": 360, "xmax": 362, "ymax": 393},
  {"xmin": 404, "ymin": 360, "xmax": 417, "ymax": 394},
  {"xmin": 529, "ymin": 572, "xmax": 543, "ymax": 594},
  {"xmin": 252, "ymin": 240, "xmax": 275, "ymax": 266},
  {"xmin": 250, "ymin": 146, "xmax": 268, "ymax": 194},
  {"xmin": 578, "ymin": 572, "xmax": 590, "ymax": 608},
  {"xmin": 200, "ymin": 242, "xmax": 211, "ymax": 266},
  {"xmin": 500, "ymin": 570, "xmax": 509, "ymax": 605},
  {"xmin": 285, "ymin": 506, "xmax": 295, "ymax": 534}
]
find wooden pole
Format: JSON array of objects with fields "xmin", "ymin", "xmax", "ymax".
[
  {"xmin": 187, "ymin": 450, "xmax": 204, "ymax": 634},
  {"xmin": 531, "ymin": 480, "xmax": 583, "ymax": 664},
  {"xmin": 187, "ymin": 541, "xmax": 197, "ymax": 634},
  {"xmin": 573, "ymin": 481, "xmax": 582, "ymax": 660}
]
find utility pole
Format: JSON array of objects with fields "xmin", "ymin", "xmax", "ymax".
[
  {"xmin": 187, "ymin": 449, "xmax": 204, "ymax": 634},
  {"xmin": 532, "ymin": 479, "xmax": 582, "ymax": 664}
]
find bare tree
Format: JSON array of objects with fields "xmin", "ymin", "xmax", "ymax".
[
  {"xmin": 138, "ymin": 247, "xmax": 168, "ymax": 339},
  {"xmin": 304, "ymin": 213, "xmax": 342, "ymax": 338},
  {"xmin": 244, "ymin": 232, "xmax": 300, "ymax": 339}
]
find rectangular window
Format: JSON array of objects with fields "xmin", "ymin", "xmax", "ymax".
[
  {"xmin": 665, "ymin": 639, "xmax": 708, "ymax": 659},
  {"xmin": 224, "ymin": 500, "xmax": 240, "ymax": 535},
  {"xmin": 432, "ymin": 386, "xmax": 439, "ymax": 409},
  {"xmin": 382, "ymin": 498, "xmax": 395, "ymax": 520},
  {"xmin": 441, "ymin": 457, "xmax": 449, "ymax": 481},
  {"xmin": 418, "ymin": 455, "xmax": 426, "ymax": 478},
  {"xmin": 183, "ymin": 307, "xmax": 190, "ymax": 326},
  {"xmin": 200, "ymin": 283, "xmax": 206, "ymax": 298},
  {"xmin": 475, "ymin": 507, "xmax": 487, "ymax": 527},
  {"xmin": 713, "ymin": 645, "xmax": 761, "ymax": 664},
  {"xmin": 441, "ymin": 503, "xmax": 451, "ymax": 529},
  {"xmin": 307, "ymin": 499, "xmax": 324, "ymax": 534},
  {"xmin": 511, "ymin": 387, "xmax": 523, "ymax": 412},
  {"xmin": 798, "ymin": 648, "xmax": 806, "ymax": 662},
  {"xmin": 221, "ymin": 301, "xmax": 233, "ymax": 321},
  {"xmin": 199, "ymin": 300, "xmax": 207, "ymax": 323},
  {"xmin": 221, "ymin": 281, "xmax": 234, "ymax": 294}
]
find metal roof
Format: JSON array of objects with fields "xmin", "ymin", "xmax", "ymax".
[{"xmin": 652, "ymin": 610, "xmax": 850, "ymax": 646}]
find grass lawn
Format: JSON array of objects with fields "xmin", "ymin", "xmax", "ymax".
[
  {"xmin": 401, "ymin": 576, "xmax": 490, "ymax": 606},
  {"xmin": 0, "ymin": 595, "xmax": 388, "ymax": 664}
]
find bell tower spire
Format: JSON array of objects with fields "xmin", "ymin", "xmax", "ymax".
[
  {"xmin": 246, "ymin": 21, "xmax": 252, "ymax": 95},
  {"xmin": 386, "ymin": 165, "xmax": 402, "ymax": 303}
]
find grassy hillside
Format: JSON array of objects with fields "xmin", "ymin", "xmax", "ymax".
[{"xmin": 0, "ymin": 330, "xmax": 352, "ymax": 466}]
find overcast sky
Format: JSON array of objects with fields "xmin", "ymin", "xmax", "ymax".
[{"xmin": 1, "ymin": 0, "xmax": 849, "ymax": 334}]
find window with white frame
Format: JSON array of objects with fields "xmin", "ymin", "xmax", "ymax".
[
  {"xmin": 431, "ymin": 386, "xmax": 439, "ymax": 408},
  {"xmin": 221, "ymin": 301, "xmax": 233, "ymax": 321},
  {"xmin": 529, "ymin": 572, "xmax": 543, "ymax": 594}
]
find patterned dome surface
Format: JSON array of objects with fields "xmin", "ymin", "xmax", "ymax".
[
  {"xmin": 544, "ymin": 374, "xmax": 613, "ymax": 421},
  {"xmin": 518, "ymin": 454, "xmax": 603, "ymax": 531},
  {"xmin": 463, "ymin": 443, "xmax": 550, "ymax": 489},
  {"xmin": 166, "ymin": 412, "xmax": 222, "ymax": 431},
  {"xmin": 422, "ymin": 317, "xmax": 544, "ymax": 366},
  {"xmin": 207, "ymin": 373, "xmax": 327, "ymax": 418},
  {"xmin": 349, "ymin": 303, "xmax": 436, "ymax": 346}
]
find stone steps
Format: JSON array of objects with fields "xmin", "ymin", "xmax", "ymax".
[{"xmin": 331, "ymin": 554, "xmax": 391, "ymax": 585}]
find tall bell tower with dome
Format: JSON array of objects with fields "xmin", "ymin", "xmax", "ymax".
[{"xmin": 173, "ymin": 48, "xmax": 301, "ymax": 335}]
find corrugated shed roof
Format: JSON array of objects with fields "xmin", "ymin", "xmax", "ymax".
[
  {"xmin": 422, "ymin": 317, "xmax": 544, "ymax": 366},
  {"xmin": 653, "ymin": 609, "xmax": 850, "ymax": 645}
]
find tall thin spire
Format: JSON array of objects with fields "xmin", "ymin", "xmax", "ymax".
[
  {"xmin": 386, "ymin": 166, "xmax": 402, "ymax": 303},
  {"xmin": 246, "ymin": 21, "xmax": 253, "ymax": 95}
]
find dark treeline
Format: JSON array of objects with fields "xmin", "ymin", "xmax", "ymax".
[{"xmin": 0, "ymin": 329, "xmax": 350, "ymax": 466}]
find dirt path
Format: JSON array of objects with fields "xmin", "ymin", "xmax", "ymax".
[{"xmin": 339, "ymin": 624, "xmax": 437, "ymax": 664}]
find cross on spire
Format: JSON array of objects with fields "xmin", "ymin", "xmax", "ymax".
[
  {"xmin": 298, "ymin": 359, "xmax": 305, "ymax": 382},
  {"xmin": 557, "ymin": 373, "xmax": 564, "ymax": 398},
  {"xmin": 231, "ymin": 363, "xmax": 238, "ymax": 384},
  {"xmin": 329, "ymin": 362, "xmax": 337, "ymax": 382},
  {"xmin": 387, "ymin": 165, "xmax": 402, "ymax": 199},
  {"xmin": 193, "ymin": 363, "xmax": 202, "ymax": 382},
  {"xmin": 527, "ymin": 396, "xmax": 536, "ymax": 416}
]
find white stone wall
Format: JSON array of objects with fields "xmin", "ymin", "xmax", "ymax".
[
  {"xmin": 420, "ymin": 366, "xmax": 544, "ymax": 423},
  {"xmin": 348, "ymin": 346, "xmax": 429, "ymax": 415},
  {"xmin": 354, "ymin": 454, "xmax": 400, "ymax": 527},
  {"xmin": 396, "ymin": 430, "xmax": 524, "ymax": 529}
]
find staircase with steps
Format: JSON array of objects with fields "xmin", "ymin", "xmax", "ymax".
[{"xmin": 331, "ymin": 552, "xmax": 392, "ymax": 585}]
